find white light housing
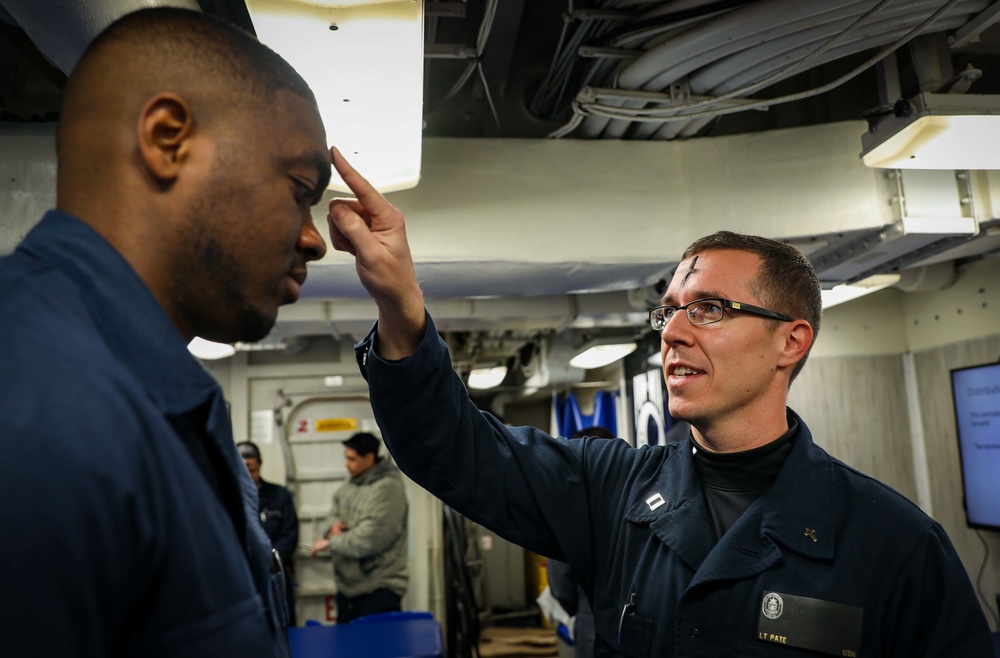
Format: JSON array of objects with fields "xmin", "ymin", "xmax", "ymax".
[
  {"xmin": 861, "ymin": 93, "xmax": 1000, "ymax": 170},
  {"xmin": 188, "ymin": 337, "xmax": 236, "ymax": 360},
  {"xmin": 569, "ymin": 342, "xmax": 637, "ymax": 370},
  {"xmin": 820, "ymin": 274, "xmax": 900, "ymax": 309},
  {"xmin": 468, "ymin": 365, "xmax": 508, "ymax": 390},
  {"xmin": 246, "ymin": 0, "xmax": 424, "ymax": 192}
]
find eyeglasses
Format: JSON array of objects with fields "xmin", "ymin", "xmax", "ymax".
[{"xmin": 648, "ymin": 298, "xmax": 793, "ymax": 330}]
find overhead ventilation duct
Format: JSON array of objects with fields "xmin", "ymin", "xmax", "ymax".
[
  {"xmin": 894, "ymin": 261, "xmax": 958, "ymax": 292},
  {"xmin": 807, "ymin": 169, "xmax": 978, "ymax": 284}
]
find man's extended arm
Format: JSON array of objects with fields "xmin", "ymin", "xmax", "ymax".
[{"xmin": 326, "ymin": 147, "xmax": 425, "ymax": 360}]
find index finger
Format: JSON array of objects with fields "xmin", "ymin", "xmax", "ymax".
[{"xmin": 331, "ymin": 146, "xmax": 392, "ymax": 216}]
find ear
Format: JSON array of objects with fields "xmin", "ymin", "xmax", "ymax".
[
  {"xmin": 776, "ymin": 319, "xmax": 813, "ymax": 372},
  {"xmin": 137, "ymin": 93, "xmax": 194, "ymax": 182}
]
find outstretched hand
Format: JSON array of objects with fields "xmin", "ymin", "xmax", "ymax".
[{"xmin": 327, "ymin": 147, "xmax": 425, "ymax": 359}]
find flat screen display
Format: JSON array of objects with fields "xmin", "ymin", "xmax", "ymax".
[{"xmin": 951, "ymin": 361, "xmax": 1000, "ymax": 530}]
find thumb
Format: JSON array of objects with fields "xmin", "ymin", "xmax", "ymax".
[{"xmin": 327, "ymin": 202, "xmax": 370, "ymax": 257}]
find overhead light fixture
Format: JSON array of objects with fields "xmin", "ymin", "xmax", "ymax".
[
  {"xmin": 188, "ymin": 337, "xmax": 236, "ymax": 360},
  {"xmin": 468, "ymin": 365, "xmax": 508, "ymax": 390},
  {"xmin": 861, "ymin": 93, "xmax": 1000, "ymax": 170},
  {"xmin": 569, "ymin": 341, "xmax": 637, "ymax": 370},
  {"xmin": 246, "ymin": 0, "xmax": 424, "ymax": 192},
  {"xmin": 821, "ymin": 274, "xmax": 900, "ymax": 309}
]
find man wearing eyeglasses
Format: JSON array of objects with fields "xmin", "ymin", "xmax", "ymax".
[{"xmin": 327, "ymin": 153, "xmax": 993, "ymax": 658}]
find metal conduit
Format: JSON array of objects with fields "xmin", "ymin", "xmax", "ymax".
[
  {"xmin": 572, "ymin": 1, "xmax": 744, "ymax": 136},
  {"xmin": 645, "ymin": 11, "xmax": 977, "ymax": 137},
  {"xmin": 623, "ymin": 2, "xmax": 887, "ymax": 136},
  {"xmin": 602, "ymin": 0, "xmax": 888, "ymax": 138},
  {"xmin": 610, "ymin": 9, "xmax": 735, "ymax": 50},
  {"xmin": 638, "ymin": 0, "xmax": 733, "ymax": 16},
  {"xmin": 690, "ymin": 0, "xmax": 986, "ymax": 93},
  {"xmin": 639, "ymin": 16, "xmax": 974, "ymax": 137},
  {"xmin": 647, "ymin": 14, "xmax": 976, "ymax": 138},
  {"xmin": 573, "ymin": 0, "xmax": 985, "ymax": 139},
  {"xmin": 644, "ymin": 20, "xmax": 969, "ymax": 139},
  {"xmin": 585, "ymin": 0, "xmax": 885, "ymax": 138},
  {"xmin": 620, "ymin": 0, "xmax": 879, "ymax": 88},
  {"xmin": 640, "ymin": 0, "xmax": 906, "ymax": 91},
  {"xmin": 578, "ymin": 0, "xmax": 881, "ymax": 137}
]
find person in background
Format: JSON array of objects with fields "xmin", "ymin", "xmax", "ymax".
[
  {"xmin": 322, "ymin": 151, "xmax": 994, "ymax": 657},
  {"xmin": 309, "ymin": 432, "xmax": 409, "ymax": 623},
  {"xmin": 0, "ymin": 7, "xmax": 330, "ymax": 656},
  {"xmin": 238, "ymin": 441, "xmax": 300, "ymax": 626},
  {"xmin": 547, "ymin": 425, "xmax": 615, "ymax": 658}
]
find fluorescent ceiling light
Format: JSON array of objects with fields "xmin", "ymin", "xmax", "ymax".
[
  {"xmin": 820, "ymin": 274, "xmax": 900, "ymax": 309},
  {"xmin": 861, "ymin": 93, "xmax": 1000, "ymax": 170},
  {"xmin": 188, "ymin": 337, "xmax": 236, "ymax": 360},
  {"xmin": 468, "ymin": 365, "xmax": 508, "ymax": 390},
  {"xmin": 246, "ymin": 0, "xmax": 424, "ymax": 192},
  {"xmin": 569, "ymin": 342, "xmax": 637, "ymax": 370}
]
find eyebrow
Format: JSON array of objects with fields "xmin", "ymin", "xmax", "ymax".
[
  {"xmin": 660, "ymin": 289, "xmax": 726, "ymax": 306},
  {"xmin": 285, "ymin": 152, "xmax": 332, "ymax": 202},
  {"xmin": 309, "ymin": 152, "xmax": 332, "ymax": 201}
]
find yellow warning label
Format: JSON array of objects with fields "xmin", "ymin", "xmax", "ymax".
[{"xmin": 315, "ymin": 418, "xmax": 358, "ymax": 432}]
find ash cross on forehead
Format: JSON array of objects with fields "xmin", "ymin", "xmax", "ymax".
[{"xmin": 681, "ymin": 255, "xmax": 699, "ymax": 285}]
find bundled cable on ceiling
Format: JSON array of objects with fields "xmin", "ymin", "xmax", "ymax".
[{"xmin": 533, "ymin": 0, "xmax": 986, "ymax": 139}]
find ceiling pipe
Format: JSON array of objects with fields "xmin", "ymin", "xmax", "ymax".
[{"xmin": 894, "ymin": 262, "xmax": 958, "ymax": 292}]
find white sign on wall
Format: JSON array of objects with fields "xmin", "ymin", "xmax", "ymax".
[
  {"xmin": 250, "ymin": 409, "xmax": 275, "ymax": 445},
  {"xmin": 633, "ymin": 369, "xmax": 666, "ymax": 448}
]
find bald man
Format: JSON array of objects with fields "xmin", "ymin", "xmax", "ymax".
[{"xmin": 0, "ymin": 8, "xmax": 329, "ymax": 657}]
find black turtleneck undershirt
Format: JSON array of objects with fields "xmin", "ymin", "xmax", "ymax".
[{"xmin": 691, "ymin": 416, "xmax": 799, "ymax": 541}]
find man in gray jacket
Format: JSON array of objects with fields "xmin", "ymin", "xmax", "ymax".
[{"xmin": 310, "ymin": 432, "xmax": 408, "ymax": 622}]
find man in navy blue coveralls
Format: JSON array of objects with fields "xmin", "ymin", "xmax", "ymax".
[
  {"xmin": 240, "ymin": 441, "xmax": 301, "ymax": 626},
  {"xmin": 0, "ymin": 8, "xmax": 331, "ymax": 657},
  {"xmin": 323, "ymin": 154, "xmax": 995, "ymax": 657}
]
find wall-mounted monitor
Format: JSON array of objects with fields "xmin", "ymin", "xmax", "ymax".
[{"xmin": 950, "ymin": 361, "xmax": 1000, "ymax": 531}]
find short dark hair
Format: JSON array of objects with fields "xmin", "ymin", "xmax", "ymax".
[
  {"xmin": 681, "ymin": 231, "xmax": 821, "ymax": 383},
  {"xmin": 344, "ymin": 432, "xmax": 381, "ymax": 458},
  {"xmin": 236, "ymin": 441, "xmax": 262, "ymax": 462},
  {"xmin": 59, "ymin": 7, "xmax": 315, "ymax": 148}
]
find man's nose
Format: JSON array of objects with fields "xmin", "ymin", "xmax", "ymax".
[
  {"xmin": 660, "ymin": 310, "xmax": 692, "ymax": 343},
  {"xmin": 299, "ymin": 219, "xmax": 327, "ymax": 262}
]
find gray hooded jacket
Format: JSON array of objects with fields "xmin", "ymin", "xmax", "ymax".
[{"xmin": 326, "ymin": 458, "xmax": 408, "ymax": 598}]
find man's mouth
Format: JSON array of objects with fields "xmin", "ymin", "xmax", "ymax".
[{"xmin": 285, "ymin": 270, "xmax": 307, "ymax": 303}]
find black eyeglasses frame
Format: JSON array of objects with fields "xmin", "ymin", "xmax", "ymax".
[{"xmin": 648, "ymin": 297, "xmax": 794, "ymax": 330}]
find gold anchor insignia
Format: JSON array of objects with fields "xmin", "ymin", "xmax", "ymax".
[{"xmin": 804, "ymin": 528, "xmax": 818, "ymax": 542}]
